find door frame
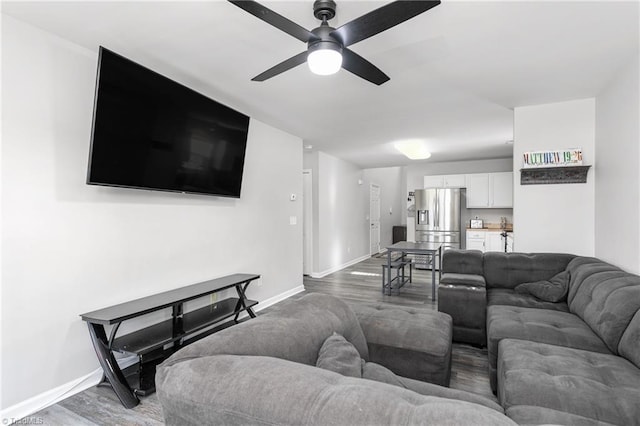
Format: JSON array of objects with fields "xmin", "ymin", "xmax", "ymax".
[
  {"xmin": 302, "ymin": 169, "xmax": 313, "ymax": 275},
  {"xmin": 369, "ymin": 183, "xmax": 381, "ymax": 255}
]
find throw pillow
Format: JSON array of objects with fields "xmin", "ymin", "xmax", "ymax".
[
  {"xmin": 316, "ymin": 332, "xmax": 363, "ymax": 378},
  {"xmin": 514, "ymin": 270, "xmax": 570, "ymax": 303}
]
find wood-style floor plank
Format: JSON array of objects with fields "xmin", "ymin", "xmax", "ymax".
[{"xmin": 26, "ymin": 256, "xmax": 494, "ymax": 424}]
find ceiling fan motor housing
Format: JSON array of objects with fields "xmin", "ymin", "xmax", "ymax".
[
  {"xmin": 313, "ymin": 0, "xmax": 337, "ymax": 21},
  {"xmin": 308, "ymin": 24, "xmax": 342, "ymax": 54}
]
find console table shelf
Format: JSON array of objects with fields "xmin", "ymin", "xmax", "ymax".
[
  {"xmin": 80, "ymin": 273, "xmax": 260, "ymax": 409},
  {"xmin": 111, "ymin": 298, "xmax": 258, "ymax": 356}
]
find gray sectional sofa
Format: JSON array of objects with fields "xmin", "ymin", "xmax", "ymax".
[
  {"xmin": 439, "ymin": 250, "xmax": 640, "ymax": 425},
  {"xmin": 156, "ymin": 293, "xmax": 515, "ymax": 425}
]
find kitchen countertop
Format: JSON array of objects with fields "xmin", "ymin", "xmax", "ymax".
[{"xmin": 466, "ymin": 225, "xmax": 514, "ymax": 232}]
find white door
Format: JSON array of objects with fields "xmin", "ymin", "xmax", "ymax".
[
  {"xmin": 370, "ymin": 184, "xmax": 381, "ymax": 255},
  {"xmin": 303, "ymin": 170, "xmax": 313, "ymax": 275}
]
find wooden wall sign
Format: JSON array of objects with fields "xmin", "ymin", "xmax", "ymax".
[{"xmin": 520, "ymin": 165, "xmax": 591, "ymax": 185}]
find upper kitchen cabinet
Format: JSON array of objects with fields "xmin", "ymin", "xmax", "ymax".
[
  {"xmin": 465, "ymin": 172, "xmax": 513, "ymax": 208},
  {"xmin": 465, "ymin": 174, "xmax": 490, "ymax": 207},
  {"xmin": 423, "ymin": 174, "xmax": 466, "ymax": 188},
  {"xmin": 444, "ymin": 174, "xmax": 466, "ymax": 188},
  {"xmin": 490, "ymin": 172, "xmax": 514, "ymax": 208}
]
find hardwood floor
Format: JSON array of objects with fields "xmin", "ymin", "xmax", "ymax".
[{"xmin": 26, "ymin": 256, "xmax": 494, "ymax": 425}]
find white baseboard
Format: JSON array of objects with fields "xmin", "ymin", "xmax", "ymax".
[
  {"xmin": 310, "ymin": 254, "xmax": 371, "ymax": 278},
  {"xmin": 0, "ymin": 284, "xmax": 306, "ymax": 423},
  {"xmin": 255, "ymin": 285, "xmax": 305, "ymax": 312},
  {"xmin": 1, "ymin": 369, "xmax": 103, "ymax": 424}
]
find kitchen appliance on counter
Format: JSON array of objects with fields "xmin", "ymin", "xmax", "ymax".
[{"xmin": 414, "ymin": 188, "xmax": 461, "ymax": 269}]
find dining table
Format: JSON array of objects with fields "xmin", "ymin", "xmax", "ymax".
[{"xmin": 385, "ymin": 241, "xmax": 443, "ymax": 300}]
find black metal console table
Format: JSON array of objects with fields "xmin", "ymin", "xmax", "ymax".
[{"xmin": 80, "ymin": 273, "xmax": 260, "ymax": 408}]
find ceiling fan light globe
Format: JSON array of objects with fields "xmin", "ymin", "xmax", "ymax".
[{"xmin": 308, "ymin": 49, "xmax": 342, "ymax": 75}]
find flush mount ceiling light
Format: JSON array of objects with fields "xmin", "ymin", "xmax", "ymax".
[{"xmin": 394, "ymin": 140, "xmax": 432, "ymax": 160}]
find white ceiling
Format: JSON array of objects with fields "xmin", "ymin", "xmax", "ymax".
[{"xmin": 3, "ymin": 0, "xmax": 638, "ymax": 168}]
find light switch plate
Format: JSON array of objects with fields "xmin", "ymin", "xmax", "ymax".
[{"xmin": 289, "ymin": 216, "xmax": 297, "ymax": 225}]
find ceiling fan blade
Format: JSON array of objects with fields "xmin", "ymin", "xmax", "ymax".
[
  {"xmin": 252, "ymin": 51, "xmax": 308, "ymax": 81},
  {"xmin": 228, "ymin": 0, "xmax": 318, "ymax": 43},
  {"xmin": 331, "ymin": 0, "xmax": 441, "ymax": 47},
  {"xmin": 341, "ymin": 48, "xmax": 390, "ymax": 86}
]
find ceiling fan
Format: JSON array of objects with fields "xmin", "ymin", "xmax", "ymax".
[{"xmin": 228, "ymin": 0, "xmax": 441, "ymax": 85}]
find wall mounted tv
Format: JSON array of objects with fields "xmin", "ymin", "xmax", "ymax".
[{"xmin": 87, "ymin": 47, "xmax": 250, "ymax": 198}]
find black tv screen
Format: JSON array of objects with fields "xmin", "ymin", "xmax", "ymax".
[{"xmin": 87, "ymin": 47, "xmax": 250, "ymax": 198}]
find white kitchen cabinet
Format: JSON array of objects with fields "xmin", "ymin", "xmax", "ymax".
[
  {"xmin": 466, "ymin": 230, "xmax": 514, "ymax": 252},
  {"xmin": 466, "ymin": 230, "xmax": 486, "ymax": 251},
  {"xmin": 443, "ymin": 174, "xmax": 466, "ymax": 188},
  {"xmin": 465, "ymin": 174, "xmax": 490, "ymax": 207},
  {"xmin": 424, "ymin": 175, "xmax": 445, "ymax": 188},
  {"xmin": 465, "ymin": 172, "xmax": 513, "ymax": 208},
  {"xmin": 485, "ymin": 232, "xmax": 505, "ymax": 252},
  {"xmin": 423, "ymin": 174, "xmax": 466, "ymax": 188},
  {"xmin": 490, "ymin": 172, "xmax": 513, "ymax": 208}
]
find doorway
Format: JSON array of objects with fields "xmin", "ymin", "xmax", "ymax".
[{"xmin": 370, "ymin": 183, "xmax": 381, "ymax": 255}]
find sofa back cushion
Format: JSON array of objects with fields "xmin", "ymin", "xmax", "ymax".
[
  {"xmin": 483, "ymin": 252, "xmax": 575, "ymax": 289},
  {"xmin": 442, "ymin": 249, "xmax": 484, "ymax": 275},
  {"xmin": 618, "ymin": 309, "xmax": 640, "ymax": 369},
  {"xmin": 163, "ymin": 293, "xmax": 369, "ymax": 367},
  {"xmin": 567, "ymin": 257, "xmax": 640, "ymax": 354}
]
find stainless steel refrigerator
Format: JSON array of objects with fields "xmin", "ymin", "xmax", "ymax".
[{"xmin": 414, "ymin": 188, "xmax": 461, "ymax": 268}]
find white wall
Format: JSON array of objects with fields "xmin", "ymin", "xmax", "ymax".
[
  {"xmin": 513, "ymin": 99, "xmax": 595, "ymax": 255},
  {"xmin": 362, "ymin": 167, "xmax": 405, "ymax": 249},
  {"xmin": 1, "ymin": 15, "xmax": 303, "ymax": 412},
  {"xmin": 595, "ymin": 56, "xmax": 640, "ymax": 273},
  {"xmin": 314, "ymin": 152, "xmax": 368, "ymax": 276}
]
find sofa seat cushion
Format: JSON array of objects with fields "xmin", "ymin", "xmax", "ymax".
[
  {"xmin": 348, "ymin": 302, "xmax": 453, "ymax": 386},
  {"xmin": 486, "ymin": 305, "xmax": 610, "ymax": 391},
  {"xmin": 362, "ymin": 362, "xmax": 503, "ymax": 412},
  {"xmin": 498, "ymin": 339, "xmax": 640, "ymax": 426},
  {"xmin": 505, "ymin": 405, "xmax": 619, "ymax": 426},
  {"xmin": 487, "ymin": 288, "xmax": 569, "ymax": 312}
]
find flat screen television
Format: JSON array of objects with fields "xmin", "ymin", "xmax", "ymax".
[{"xmin": 87, "ymin": 47, "xmax": 250, "ymax": 198}]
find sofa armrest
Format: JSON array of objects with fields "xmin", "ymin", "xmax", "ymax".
[
  {"xmin": 156, "ymin": 355, "xmax": 516, "ymax": 426},
  {"xmin": 438, "ymin": 282, "xmax": 487, "ymax": 346},
  {"xmin": 440, "ymin": 273, "xmax": 486, "ymax": 287}
]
